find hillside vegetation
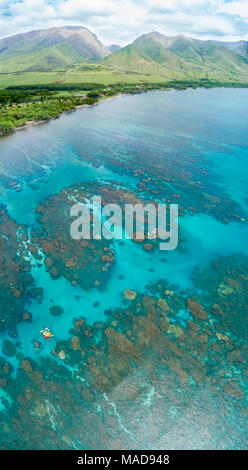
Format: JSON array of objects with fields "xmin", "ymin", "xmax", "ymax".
[
  {"xmin": 0, "ymin": 26, "xmax": 110, "ymax": 73},
  {"xmin": 104, "ymin": 32, "xmax": 248, "ymax": 83},
  {"xmin": 0, "ymin": 27, "xmax": 248, "ymax": 84},
  {"xmin": 0, "ymin": 27, "xmax": 248, "ymax": 135}
]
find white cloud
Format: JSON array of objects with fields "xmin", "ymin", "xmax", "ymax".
[
  {"xmin": 217, "ymin": 1, "xmax": 248, "ymax": 18},
  {"xmin": 145, "ymin": 0, "xmax": 213, "ymax": 12},
  {"xmin": 0, "ymin": 0, "xmax": 248, "ymax": 44}
]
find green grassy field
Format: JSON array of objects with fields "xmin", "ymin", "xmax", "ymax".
[
  {"xmin": 0, "ymin": 67, "xmax": 170, "ymax": 89},
  {"xmin": 1, "ymin": 63, "xmax": 247, "ymax": 135},
  {"xmin": 1, "ymin": 64, "xmax": 247, "ymax": 91}
]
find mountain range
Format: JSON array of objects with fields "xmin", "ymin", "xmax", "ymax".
[
  {"xmin": 215, "ymin": 40, "xmax": 248, "ymax": 60},
  {"xmin": 104, "ymin": 32, "xmax": 248, "ymax": 80},
  {"xmin": 0, "ymin": 26, "xmax": 110, "ymax": 72},
  {"xmin": 0, "ymin": 26, "xmax": 248, "ymax": 82}
]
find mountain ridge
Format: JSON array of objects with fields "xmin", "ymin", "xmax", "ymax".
[
  {"xmin": 104, "ymin": 31, "xmax": 248, "ymax": 81},
  {"xmin": 0, "ymin": 26, "xmax": 111, "ymax": 72},
  {"xmin": 0, "ymin": 26, "xmax": 248, "ymax": 82}
]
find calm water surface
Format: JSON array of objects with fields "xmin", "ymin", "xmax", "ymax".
[{"xmin": 0, "ymin": 89, "xmax": 247, "ymax": 449}]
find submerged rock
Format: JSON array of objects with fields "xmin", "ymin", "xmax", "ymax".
[
  {"xmin": 71, "ymin": 336, "xmax": 80, "ymax": 350},
  {"xmin": 2, "ymin": 339, "xmax": 16, "ymax": 357},
  {"xmin": 217, "ymin": 282, "xmax": 234, "ymax": 296},
  {"xmin": 157, "ymin": 298, "xmax": 169, "ymax": 311},
  {"xmin": 49, "ymin": 305, "xmax": 64, "ymax": 316},
  {"xmin": 143, "ymin": 243, "xmax": 154, "ymax": 252},
  {"xmin": 187, "ymin": 298, "xmax": 207, "ymax": 320},
  {"xmin": 123, "ymin": 289, "xmax": 137, "ymax": 300},
  {"xmin": 167, "ymin": 324, "xmax": 184, "ymax": 338},
  {"xmin": 58, "ymin": 351, "xmax": 66, "ymax": 360},
  {"xmin": 21, "ymin": 359, "xmax": 33, "ymax": 372},
  {"xmin": 23, "ymin": 311, "xmax": 32, "ymax": 321}
]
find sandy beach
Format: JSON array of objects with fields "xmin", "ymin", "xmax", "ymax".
[{"xmin": 3, "ymin": 93, "xmax": 126, "ymax": 136}]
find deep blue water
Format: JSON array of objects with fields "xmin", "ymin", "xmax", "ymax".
[{"xmin": 0, "ymin": 89, "xmax": 247, "ymax": 449}]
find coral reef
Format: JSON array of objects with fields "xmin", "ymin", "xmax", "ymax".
[
  {"xmin": 0, "ymin": 255, "xmax": 247, "ymax": 449},
  {"xmin": 0, "ymin": 207, "xmax": 38, "ymax": 331}
]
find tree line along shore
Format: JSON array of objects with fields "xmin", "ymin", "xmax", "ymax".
[{"xmin": 0, "ymin": 79, "xmax": 247, "ymax": 135}]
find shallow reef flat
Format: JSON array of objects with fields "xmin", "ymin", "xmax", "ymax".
[
  {"xmin": 0, "ymin": 254, "xmax": 247, "ymax": 449},
  {"xmin": 0, "ymin": 206, "xmax": 41, "ymax": 332},
  {"xmin": 33, "ymin": 186, "xmax": 116, "ymax": 290},
  {"xmin": 0, "ymin": 89, "xmax": 247, "ymax": 449}
]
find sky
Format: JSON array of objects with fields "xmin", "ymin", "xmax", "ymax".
[{"xmin": 0, "ymin": 0, "xmax": 248, "ymax": 45}]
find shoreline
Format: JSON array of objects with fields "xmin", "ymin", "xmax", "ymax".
[
  {"xmin": 0, "ymin": 84, "xmax": 247, "ymax": 138},
  {"xmin": 0, "ymin": 93, "xmax": 125, "ymax": 137}
]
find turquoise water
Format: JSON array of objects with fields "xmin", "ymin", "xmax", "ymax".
[{"xmin": 0, "ymin": 89, "xmax": 247, "ymax": 449}]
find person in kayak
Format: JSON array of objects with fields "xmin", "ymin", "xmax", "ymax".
[{"xmin": 40, "ymin": 327, "xmax": 54, "ymax": 339}]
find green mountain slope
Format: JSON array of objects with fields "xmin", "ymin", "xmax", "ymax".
[
  {"xmin": 104, "ymin": 39, "xmax": 187, "ymax": 72},
  {"xmin": 104, "ymin": 32, "xmax": 248, "ymax": 82},
  {"xmin": 216, "ymin": 40, "xmax": 248, "ymax": 60},
  {"xmin": 0, "ymin": 26, "xmax": 110, "ymax": 72},
  {"xmin": 0, "ymin": 27, "xmax": 248, "ymax": 82}
]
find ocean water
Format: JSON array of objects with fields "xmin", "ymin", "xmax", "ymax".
[{"xmin": 0, "ymin": 89, "xmax": 247, "ymax": 449}]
